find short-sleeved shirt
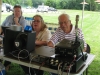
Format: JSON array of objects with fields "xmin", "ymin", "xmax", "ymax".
[
  {"xmin": 35, "ymin": 28, "xmax": 52, "ymax": 42},
  {"xmin": 50, "ymin": 25, "xmax": 87, "ymax": 48},
  {"xmin": 2, "ymin": 15, "xmax": 26, "ymax": 28}
]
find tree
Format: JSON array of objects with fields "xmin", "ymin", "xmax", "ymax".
[
  {"xmin": 59, "ymin": 0, "xmax": 69, "ymax": 9},
  {"xmin": 32, "ymin": 0, "xmax": 45, "ymax": 7},
  {"xmin": 3, "ymin": 0, "xmax": 22, "ymax": 5},
  {"xmin": 23, "ymin": 0, "xmax": 32, "ymax": 7},
  {"xmin": 2, "ymin": 0, "xmax": 99, "ymax": 11},
  {"xmin": 45, "ymin": 0, "xmax": 56, "ymax": 7}
]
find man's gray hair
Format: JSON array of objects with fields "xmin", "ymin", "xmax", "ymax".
[{"xmin": 58, "ymin": 13, "xmax": 70, "ymax": 20}]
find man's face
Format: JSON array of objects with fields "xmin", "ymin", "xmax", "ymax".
[
  {"xmin": 59, "ymin": 15, "xmax": 71, "ymax": 33},
  {"xmin": 13, "ymin": 8, "xmax": 22, "ymax": 18}
]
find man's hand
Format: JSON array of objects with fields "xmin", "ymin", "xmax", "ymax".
[
  {"xmin": 47, "ymin": 41, "xmax": 55, "ymax": 48},
  {"xmin": 14, "ymin": 17, "xmax": 20, "ymax": 25}
]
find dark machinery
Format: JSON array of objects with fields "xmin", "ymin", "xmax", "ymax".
[{"xmin": 3, "ymin": 27, "xmax": 36, "ymax": 60}]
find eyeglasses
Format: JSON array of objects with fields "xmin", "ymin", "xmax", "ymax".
[
  {"xmin": 59, "ymin": 20, "xmax": 69, "ymax": 25},
  {"xmin": 33, "ymin": 20, "xmax": 41, "ymax": 23}
]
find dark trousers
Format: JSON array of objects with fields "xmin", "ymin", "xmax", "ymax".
[{"xmin": 21, "ymin": 65, "xmax": 44, "ymax": 75}]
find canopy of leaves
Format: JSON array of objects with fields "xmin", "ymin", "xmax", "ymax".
[{"xmin": 2, "ymin": 0, "xmax": 100, "ymax": 11}]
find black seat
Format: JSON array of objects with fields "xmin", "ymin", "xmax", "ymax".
[
  {"xmin": 54, "ymin": 28, "xmax": 57, "ymax": 31},
  {"xmin": 86, "ymin": 44, "xmax": 91, "ymax": 53},
  {"xmin": 48, "ymin": 27, "xmax": 53, "ymax": 30},
  {"xmin": 25, "ymin": 17, "xmax": 33, "ymax": 20}
]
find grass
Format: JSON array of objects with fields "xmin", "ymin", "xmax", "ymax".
[{"xmin": 1, "ymin": 10, "xmax": 100, "ymax": 75}]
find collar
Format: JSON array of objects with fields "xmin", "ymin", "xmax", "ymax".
[
  {"xmin": 70, "ymin": 25, "xmax": 75, "ymax": 34},
  {"xmin": 59, "ymin": 25, "xmax": 75, "ymax": 34}
]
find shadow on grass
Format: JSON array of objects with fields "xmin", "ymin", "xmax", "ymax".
[{"xmin": 6, "ymin": 63, "xmax": 51, "ymax": 75}]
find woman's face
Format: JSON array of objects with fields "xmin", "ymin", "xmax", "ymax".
[{"xmin": 32, "ymin": 16, "xmax": 42, "ymax": 32}]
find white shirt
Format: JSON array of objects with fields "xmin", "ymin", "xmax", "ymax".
[
  {"xmin": 36, "ymin": 28, "xmax": 52, "ymax": 42},
  {"xmin": 50, "ymin": 26, "xmax": 87, "ymax": 48}
]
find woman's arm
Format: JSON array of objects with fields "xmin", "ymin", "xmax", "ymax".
[{"xmin": 35, "ymin": 40, "xmax": 47, "ymax": 46}]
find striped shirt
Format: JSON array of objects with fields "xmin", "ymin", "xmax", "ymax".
[{"xmin": 50, "ymin": 25, "xmax": 87, "ymax": 48}]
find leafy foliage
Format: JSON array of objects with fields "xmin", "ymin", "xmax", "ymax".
[
  {"xmin": 45, "ymin": 0, "xmax": 56, "ymax": 8},
  {"xmin": 2, "ymin": 0, "xmax": 100, "ymax": 11}
]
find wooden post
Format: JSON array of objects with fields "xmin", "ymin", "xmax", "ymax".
[
  {"xmin": 0, "ymin": 0, "xmax": 2, "ymax": 24},
  {"xmin": 0, "ymin": 0, "xmax": 2, "ymax": 34}
]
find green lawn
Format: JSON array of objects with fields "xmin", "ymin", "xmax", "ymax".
[{"xmin": 1, "ymin": 10, "xmax": 100, "ymax": 75}]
